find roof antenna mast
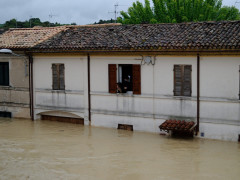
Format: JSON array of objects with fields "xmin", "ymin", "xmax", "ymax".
[
  {"xmin": 235, "ymin": 0, "xmax": 240, "ymax": 7},
  {"xmin": 49, "ymin": 14, "xmax": 58, "ymax": 27},
  {"xmin": 108, "ymin": 2, "xmax": 127, "ymax": 23}
]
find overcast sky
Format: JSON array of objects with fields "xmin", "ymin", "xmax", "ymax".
[{"xmin": 0, "ymin": 0, "xmax": 239, "ymax": 25}]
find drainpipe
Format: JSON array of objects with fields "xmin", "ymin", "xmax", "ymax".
[
  {"xmin": 196, "ymin": 54, "xmax": 200, "ymax": 135},
  {"xmin": 88, "ymin": 54, "xmax": 91, "ymax": 123},
  {"xmin": 29, "ymin": 55, "xmax": 34, "ymax": 121}
]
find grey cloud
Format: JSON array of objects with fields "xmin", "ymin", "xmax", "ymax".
[{"xmin": 0, "ymin": 0, "xmax": 237, "ymax": 25}]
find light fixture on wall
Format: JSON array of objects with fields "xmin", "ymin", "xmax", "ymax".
[
  {"xmin": 141, "ymin": 56, "xmax": 155, "ymax": 65},
  {"xmin": 0, "ymin": 49, "xmax": 13, "ymax": 54},
  {"xmin": 0, "ymin": 49, "xmax": 28, "ymax": 77}
]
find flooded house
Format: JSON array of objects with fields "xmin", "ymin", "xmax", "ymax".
[
  {"xmin": 0, "ymin": 26, "xmax": 67, "ymax": 118},
  {"xmin": 29, "ymin": 21, "xmax": 240, "ymax": 141},
  {"xmin": 0, "ymin": 21, "xmax": 240, "ymax": 141}
]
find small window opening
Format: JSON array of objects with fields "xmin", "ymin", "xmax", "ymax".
[
  {"xmin": 41, "ymin": 115, "xmax": 84, "ymax": 125},
  {"xmin": 0, "ymin": 111, "xmax": 12, "ymax": 118},
  {"xmin": 0, "ymin": 62, "xmax": 9, "ymax": 86},
  {"xmin": 238, "ymin": 134, "xmax": 240, "ymax": 142},
  {"xmin": 118, "ymin": 124, "xmax": 133, "ymax": 131},
  {"xmin": 118, "ymin": 64, "xmax": 132, "ymax": 93}
]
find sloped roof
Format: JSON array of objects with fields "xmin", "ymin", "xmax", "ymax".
[
  {"xmin": 34, "ymin": 21, "xmax": 240, "ymax": 51},
  {"xmin": 0, "ymin": 26, "xmax": 68, "ymax": 49}
]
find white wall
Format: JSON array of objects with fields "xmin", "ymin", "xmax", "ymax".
[
  {"xmin": 34, "ymin": 56, "xmax": 84, "ymax": 90},
  {"xmin": 32, "ymin": 54, "xmax": 240, "ymax": 141},
  {"xmin": 154, "ymin": 56, "xmax": 197, "ymax": 97},
  {"xmin": 33, "ymin": 56, "xmax": 89, "ymax": 123},
  {"xmin": 198, "ymin": 56, "xmax": 240, "ymax": 141},
  {"xmin": 0, "ymin": 55, "xmax": 30, "ymax": 118},
  {"xmin": 90, "ymin": 56, "xmax": 198, "ymax": 134},
  {"xmin": 200, "ymin": 56, "xmax": 240, "ymax": 99},
  {"xmin": 90, "ymin": 55, "xmax": 240, "ymax": 141}
]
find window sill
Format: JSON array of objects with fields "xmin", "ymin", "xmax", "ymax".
[
  {"xmin": 0, "ymin": 85, "xmax": 11, "ymax": 90},
  {"xmin": 51, "ymin": 89, "xmax": 66, "ymax": 93},
  {"xmin": 173, "ymin": 96, "xmax": 192, "ymax": 100}
]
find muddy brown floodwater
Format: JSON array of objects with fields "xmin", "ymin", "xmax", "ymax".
[{"xmin": 0, "ymin": 118, "xmax": 240, "ymax": 180}]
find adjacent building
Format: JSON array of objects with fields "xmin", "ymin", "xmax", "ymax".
[{"xmin": 0, "ymin": 26, "xmax": 67, "ymax": 118}]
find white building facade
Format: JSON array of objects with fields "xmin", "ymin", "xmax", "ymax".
[
  {"xmin": 30, "ymin": 21, "xmax": 240, "ymax": 141},
  {"xmin": 32, "ymin": 53, "xmax": 240, "ymax": 141},
  {"xmin": 33, "ymin": 55, "xmax": 89, "ymax": 124}
]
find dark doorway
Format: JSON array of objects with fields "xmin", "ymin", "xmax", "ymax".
[
  {"xmin": 41, "ymin": 115, "xmax": 84, "ymax": 124},
  {"xmin": 0, "ymin": 111, "xmax": 12, "ymax": 118}
]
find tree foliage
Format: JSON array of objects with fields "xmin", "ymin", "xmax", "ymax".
[
  {"xmin": 2, "ymin": 18, "xmax": 70, "ymax": 29},
  {"xmin": 118, "ymin": 0, "xmax": 240, "ymax": 24},
  {"xmin": 94, "ymin": 19, "xmax": 115, "ymax": 24}
]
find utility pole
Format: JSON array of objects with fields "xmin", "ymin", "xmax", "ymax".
[{"xmin": 29, "ymin": 15, "xmax": 32, "ymax": 28}]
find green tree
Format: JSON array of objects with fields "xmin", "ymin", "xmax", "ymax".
[
  {"xmin": 2, "ymin": 18, "xmax": 68, "ymax": 29},
  {"xmin": 94, "ymin": 19, "xmax": 115, "ymax": 24},
  {"xmin": 118, "ymin": 0, "xmax": 240, "ymax": 24},
  {"xmin": 3, "ymin": 19, "xmax": 18, "ymax": 28}
]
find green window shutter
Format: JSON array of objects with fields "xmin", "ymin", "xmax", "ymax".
[
  {"xmin": 174, "ymin": 65, "xmax": 192, "ymax": 96},
  {"xmin": 108, "ymin": 64, "xmax": 117, "ymax": 93},
  {"xmin": 174, "ymin": 65, "xmax": 182, "ymax": 96},
  {"xmin": 183, "ymin": 65, "xmax": 192, "ymax": 96},
  {"xmin": 59, "ymin": 64, "xmax": 65, "ymax": 90},
  {"xmin": 52, "ymin": 64, "xmax": 59, "ymax": 90},
  {"xmin": 132, "ymin": 64, "xmax": 141, "ymax": 95}
]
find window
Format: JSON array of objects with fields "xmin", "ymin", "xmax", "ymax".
[
  {"xmin": 174, "ymin": 65, "xmax": 192, "ymax": 96},
  {"xmin": 108, "ymin": 64, "xmax": 141, "ymax": 94},
  {"xmin": 52, "ymin": 64, "xmax": 65, "ymax": 90},
  {"xmin": 0, "ymin": 62, "xmax": 9, "ymax": 86},
  {"xmin": 118, "ymin": 64, "xmax": 133, "ymax": 91},
  {"xmin": 0, "ymin": 111, "xmax": 11, "ymax": 118}
]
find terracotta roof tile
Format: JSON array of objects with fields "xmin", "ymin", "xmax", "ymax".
[
  {"xmin": 159, "ymin": 120, "xmax": 196, "ymax": 132},
  {"xmin": 0, "ymin": 26, "xmax": 68, "ymax": 49},
  {"xmin": 34, "ymin": 21, "xmax": 240, "ymax": 51}
]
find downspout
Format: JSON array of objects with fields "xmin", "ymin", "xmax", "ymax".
[
  {"xmin": 29, "ymin": 55, "xmax": 34, "ymax": 121},
  {"xmin": 196, "ymin": 54, "xmax": 200, "ymax": 135},
  {"xmin": 88, "ymin": 54, "xmax": 91, "ymax": 123},
  {"xmin": 28, "ymin": 55, "xmax": 31, "ymax": 119}
]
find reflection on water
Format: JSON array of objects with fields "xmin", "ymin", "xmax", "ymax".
[{"xmin": 0, "ymin": 118, "xmax": 240, "ymax": 180}]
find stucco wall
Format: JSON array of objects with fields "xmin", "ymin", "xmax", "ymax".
[
  {"xmin": 198, "ymin": 56, "xmax": 240, "ymax": 141},
  {"xmin": 0, "ymin": 55, "xmax": 30, "ymax": 118},
  {"xmin": 32, "ymin": 54, "xmax": 240, "ymax": 141},
  {"xmin": 90, "ymin": 55, "xmax": 240, "ymax": 141},
  {"xmin": 200, "ymin": 57, "xmax": 240, "ymax": 99},
  {"xmin": 90, "ymin": 56, "xmax": 198, "ymax": 133},
  {"xmin": 33, "ymin": 56, "xmax": 88, "ymax": 123}
]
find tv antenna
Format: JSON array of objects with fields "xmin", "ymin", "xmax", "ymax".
[
  {"xmin": 49, "ymin": 14, "xmax": 58, "ymax": 19},
  {"xmin": 108, "ymin": 3, "xmax": 127, "ymax": 23},
  {"xmin": 29, "ymin": 15, "xmax": 32, "ymax": 28},
  {"xmin": 235, "ymin": 0, "xmax": 240, "ymax": 6},
  {"xmin": 49, "ymin": 14, "xmax": 58, "ymax": 27}
]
